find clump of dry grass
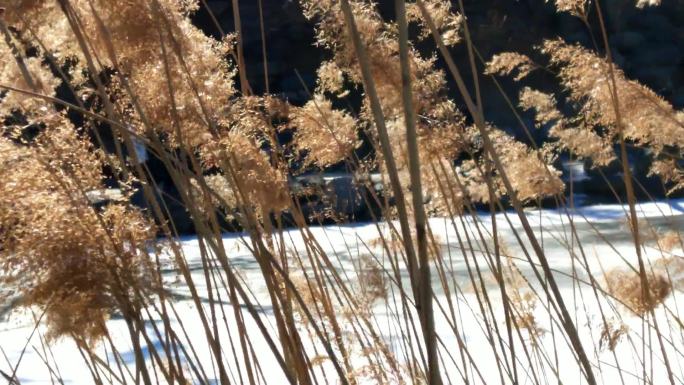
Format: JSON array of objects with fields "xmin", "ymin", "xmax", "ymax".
[
  {"xmin": 650, "ymin": 160, "xmax": 684, "ymax": 195},
  {"xmin": 544, "ymin": 38, "xmax": 684, "ymax": 193},
  {"xmin": 599, "ymin": 319, "xmax": 629, "ymax": 352},
  {"xmin": 542, "ymin": 39, "xmax": 684, "ymax": 154},
  {"xmin": 316, "ymin": 60, "xmax": 348, "ymax": 96},
  {"xmin": 357, "ymin": 254, "xmax": 388, "ymax": 303},
  {"xmin": 488, "ymin": 36, "xmax": 683, "ymax": 190},
  {"xmin": 636, "ymin": 0, "xmax": 661, "ymax": 8},
  {"xmin": 604, "ymin": 269, "xmax": 672, "ymax": 315},
  {"xmin": 289, "ymin": 273, "xmax": 324, "ymax": 325},
  {"xmin": 511, "ymin": 291, "xmax": 545, "ymax": 344},
  {"xmin": 459, "ymin": 127, "xmax": 565, "ymax": 203},
  {"xmin": 518, "ymin": 87, "xmax": 563, "ymax": 128},
  {"xmin": 488, "ymin": 253, "xmax": 545, "ymax": 341},
  {"xmin": 289, "ymin": 94, "xmax": 359, "ymax": 168},
  {"xmin": 553, "ymin": 0, "xmax": 589, "ymax": 18},
  {"xmin": 406, "ymin": 0, "xmax": 463, "ymax": 46},
  {"xmin": 656, "ymin": 231, "xmax": 683, "ymax": 253},
  {"xmin": 221, "ymin": 130, "xmax": 290, "ymax": 215},
  {"xmin": 302, "ymin": 0, "xmax": 564, "ymax": 215},
  {"xmin": 189, "ymin": 174, "xmax": 238, "ymax": 217},
  {"xmin": 484, "ymin": 52, "xmax": 537, "ymax": 81},
  {"xmin": 490, "ymin": 129, "xmax": 565, "ymax": 202},
  {"xmin": 0, "ymin": 135, "xmax": 156, "ymax": 341},
  {"xmin": 517, "ymin": 86, "xmax": 617, "ymax": 167},
  {"xmin": 653, "ymin": 256, "xmax": 684, "ymax": 274}
]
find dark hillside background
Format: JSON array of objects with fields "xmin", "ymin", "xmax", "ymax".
[
  {"xmin": 195, "ymin": 0, "xmax": 684, "ymax": 115},
  {"xmin": 138, "ymin": 0, "xmax": 684, "ymax": 232}
]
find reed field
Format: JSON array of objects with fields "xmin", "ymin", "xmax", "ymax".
[{"xmin": 1, "ymin": 1, "xmax": 683, "ymax": 384}]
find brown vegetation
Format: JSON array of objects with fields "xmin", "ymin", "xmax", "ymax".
[{"xmin": 0, "ymin": 0, "xmax": 683, "ymax": 384}]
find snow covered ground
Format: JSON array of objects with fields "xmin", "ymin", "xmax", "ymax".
[{"xmin": 2, "ymin": 199, "xmax": 684, "ymax": 384}]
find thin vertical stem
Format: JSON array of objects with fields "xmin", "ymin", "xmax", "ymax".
[
  {"xmin": 231, "ymin": 0, "xmax": 251, "ymax": 95},
  {"xmin": 0, "ymin": 17, "xmax": 37, "ymax": 91},
  {"xmin": 337, "ymin": 0, "xmax": 421, "ymax": 304},
  {"xmin": 257, "ymin": 0, "xmax": 270, "ymax": 94},
  {"xmin": 394, "ymin": 0, "xmax": 441, "ymax": 384},
  {"xmin": 593, "ymin": 1, "xmax": 675, "ymax": 384}
]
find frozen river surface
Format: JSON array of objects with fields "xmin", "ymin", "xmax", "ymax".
[{"xmin": 2, "ymin": 199, "xmax": 684, "ymax": 384}]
